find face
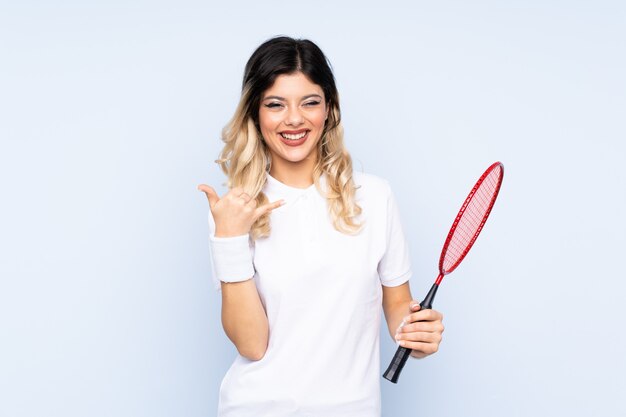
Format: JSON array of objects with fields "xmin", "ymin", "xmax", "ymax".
[{"xmin": 258, "ymin": 72, "xmax": 328, "ymax": 173}]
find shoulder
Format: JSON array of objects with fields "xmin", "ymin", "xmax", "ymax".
[
  {"xmin": 352, "ymin": 170, "xmax": 393, "ymax": 198},
  {"xmin": 351, "ymin": 171, "xmax": 397, "ymax": 221}
]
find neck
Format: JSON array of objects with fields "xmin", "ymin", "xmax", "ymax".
[{"xmin": 269, "ymin": 154, "xmax": 318, "ymax": 189}]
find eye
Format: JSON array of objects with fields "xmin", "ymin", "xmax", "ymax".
[
  {"xmin": 264, "ymin": 102, "xmax": 283, "ymax": 109},
  {"xmin": 304, "ymin": 101, "xmax": 321, "ymax": 107}
]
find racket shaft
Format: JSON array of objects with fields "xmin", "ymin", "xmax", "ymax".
[{"xmin": 383, "ymin": 283, "xmax": 439, "ymax": 383}]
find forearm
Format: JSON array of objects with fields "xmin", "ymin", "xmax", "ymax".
[
  {"xmin": 209, "ymin": 229, "xmax": 268, "ymax": 361},
  {"xmin": 221, "ymin": 278, "xmax": 269, "ymax": 361}
]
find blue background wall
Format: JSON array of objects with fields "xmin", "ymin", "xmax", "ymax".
[{"xmin": 1, "ymin": 1, "xmax": 624, "ymax": 416}]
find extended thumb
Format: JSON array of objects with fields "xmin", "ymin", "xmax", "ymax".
[{"xmin": 198, "ymin": 185, "xmax": 219, "ymax": 208}]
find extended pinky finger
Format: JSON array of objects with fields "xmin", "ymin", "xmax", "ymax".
[
  {"xmin": 254, "ymin": 199, "xmax": 285, "ymax": 218},
  {"xmin": 264, "ymin": 199, "xmax": 285, "ymax": 212}
]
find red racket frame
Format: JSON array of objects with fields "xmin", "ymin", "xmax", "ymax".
[{"xmin": 435, "ymin": 161, "xmax": 504, "ymax": 284}]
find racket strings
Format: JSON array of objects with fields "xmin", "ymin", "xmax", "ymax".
[{"xmin": 442, "ymin": 166, "xmax": 502, "ymax": 272}]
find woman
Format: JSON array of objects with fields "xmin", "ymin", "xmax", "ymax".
[{"xmin": 198, "ymin": 36, "xmax": 444, "ymax": 416}]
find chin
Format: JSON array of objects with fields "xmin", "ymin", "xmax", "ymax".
[{"xmin": 281, "ymin": 150, "xmax": 316, "ymax": 163}]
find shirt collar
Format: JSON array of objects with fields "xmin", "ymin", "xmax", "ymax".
[{"xmin": 264, "ymin": 172, "xmax": 327, "ymax": 203}]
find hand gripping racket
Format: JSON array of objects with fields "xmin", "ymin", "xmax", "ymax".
[{"xmin": 383, "ymin": 161, "xmax": 505, "ymax": 383}]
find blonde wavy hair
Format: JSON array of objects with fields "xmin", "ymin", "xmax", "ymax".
[{"xmin": 216, "ymin": 36, "xmax": 362, "ymax": 240}]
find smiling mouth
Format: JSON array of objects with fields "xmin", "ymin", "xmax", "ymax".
[{"xmin": 280, "ymin": 130, "xmax": 309, "ymax": 140}]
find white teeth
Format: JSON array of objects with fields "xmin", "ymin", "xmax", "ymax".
[{"xmin": 281, "ymin": 131, "xmax": 307, "ymax": 140}]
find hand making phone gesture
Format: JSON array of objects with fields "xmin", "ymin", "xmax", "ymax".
[{"xmin": 197, "ymin": 184, "xmax": 284, "ymax": 238}]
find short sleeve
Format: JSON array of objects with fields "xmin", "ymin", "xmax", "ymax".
[
  {"xmin": 377, "ymin": 183, "xmax": 412, "ymax": 287},
  {"xmin": 206, "ymin": 210, "xmax": 256, "ymax": 292}
]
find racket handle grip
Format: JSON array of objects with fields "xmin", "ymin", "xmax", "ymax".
[
  {"xmin": 383, "ymin": 283, "xmax": 439, "ymax": 383},
  {"xmin": 383, "ymin": 346, "xmax": 412, "ymax": 383}
]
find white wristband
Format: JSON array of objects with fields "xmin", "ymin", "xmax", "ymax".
[{"xmin": 209, "ymin": 234, "xmax": 255, "ymax": 283}]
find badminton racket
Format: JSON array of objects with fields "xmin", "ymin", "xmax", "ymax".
[{"xmin": 383, "ymin": 161, "xmax": 505, "ymax": 383}]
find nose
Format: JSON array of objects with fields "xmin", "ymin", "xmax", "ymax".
[{"xmin": 285, "ymin": 106, "xmax": 304, "ymax": 126}]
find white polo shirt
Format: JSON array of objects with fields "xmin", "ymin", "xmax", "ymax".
[{"xmin": 208, "ymin": 171, "xmax": 412, "ymax": 417}]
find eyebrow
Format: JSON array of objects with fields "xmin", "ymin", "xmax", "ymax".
[{"xmin": 262, "ymin": 94, "xmax": 323, "ymax": 101}]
